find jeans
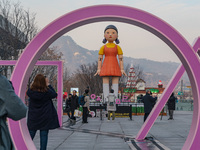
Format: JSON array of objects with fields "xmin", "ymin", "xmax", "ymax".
[
  {"xmin": 169, "ymin": 110, "xmax": 174, "ymax": 119},
  {"xmin": 82, "ymin": 107, "xmax": 88, "ymax": 122},
  {"xmin": 67, "ymin": 111, "xmax": 71, "ymax": 119},
  {"xmin": 70, "ymin": 109, "xmax": 76, "ymax": 120},
  {"xmin": 144, "ymin": 113, "xmax": 150, "ymax": 122},
  {"xmin": 29, "ymin": 130, "xmax": 49, "ymax": 150}
]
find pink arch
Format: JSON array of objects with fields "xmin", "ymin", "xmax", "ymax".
[{"xmin": 9, "ymin": 5, "xmax": 200, "ymax": 150}]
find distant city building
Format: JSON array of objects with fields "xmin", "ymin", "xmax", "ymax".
[
  {"xmin": 126, "ymin": 67, "xmax": 137, "ymax": 88},
  {"xmin": 121, "ymin": 78, "xmax": 165, "ymax": 103},
  {"xmin": 0, "ymin": 15, "xmax": 26, "ymax": 50},
  {"xmin": 136, "ymin": 79, "xmax": 146, "ymax": 90}
]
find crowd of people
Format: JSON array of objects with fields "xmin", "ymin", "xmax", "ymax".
[{"xmin": 1, "ymin": 70, "xmax": 177, "ymax": 150}]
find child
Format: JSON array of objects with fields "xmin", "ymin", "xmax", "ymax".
[{"xmin": 107, "ymin": 89, "xmax": 116, "ymax": 121}]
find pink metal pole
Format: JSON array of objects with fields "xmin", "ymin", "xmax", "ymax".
[
  {"xmin": 136, "ymin": 37, "xmax": 200, "ymax": 141},
  {"xmin": 0, "ymin": 60, "xmax": 63, "ymax": 126}
]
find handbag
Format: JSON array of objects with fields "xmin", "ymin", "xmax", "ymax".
[{"xmin": 74, "ymin": 109, "xmax": 81, "ymax": 117}]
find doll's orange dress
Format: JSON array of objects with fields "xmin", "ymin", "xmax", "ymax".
[{"xmin": 100, "ymin": 45, "xmax": 122, "ymax": 77}]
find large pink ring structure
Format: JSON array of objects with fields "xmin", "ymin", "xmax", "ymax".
[{"xmin": 6, "ymin": 5, "xmax": 200, "ymax": 150}]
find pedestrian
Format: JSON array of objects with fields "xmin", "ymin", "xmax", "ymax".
[
  {"xmin": 94, "ymin": 25, "xmax": 127, "ymax": 103},
  {"xmin": 150, "ymin": 92, "xmax": 156, "ymax": 108},
  {"xmin": 142, "ymin": 89, "xmax": 157, "ymax": 122},
  {"xmin": 0, "ymin": 71, "xmax": 27, "ymax": 150},
  {"xmin": 70, "ymin": 90, "xmax": 79, "ymax": 124},
  {"xmin": 82, "ymin": 89, "xmax": 90, "ymax": 123},
  {"xmin": 27, "ymin": 74, "xmax": 60, "ymax": 150},
  {"xmin": 65, "ymin": 94, "xmax": 72, "ymax": 121},
  {"xmin": 107, "ymin": 89, "xmax": 117, "ymax": 121},
  {"xmin": 167, "ymin": 92, "xmax": 176, "ymax": 120}
]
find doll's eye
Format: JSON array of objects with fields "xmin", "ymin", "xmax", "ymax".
[
  {"xmin": 106, "ymin": 31, "xmax": 109, "ymax": 34},
  {"xmin": 113, "ymin": 32, "xmax": 115, "ymax": 34}
]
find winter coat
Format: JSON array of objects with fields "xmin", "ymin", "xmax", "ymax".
[
  {"xmin": 167, "ymin": 96, "xmax": 176, "ymax": 110},
  {"xmin": 107, "ymin": 93, "xmax": 116, "ymax": 111},
  {"xmin": 83, "ymin": 95, "xmax": 90, "ymax": 109},
  {"xmin": 142, "ymin": 93, "xmax": 157, "ymax": 113},
  {"xmin": 70, "ymin": 95, "xmax": 79, "ymax": 110},
  {"xmin": 27, "ymin": 85, "xmax": 60, "ymax": 131},
  {"xmin": 65, "ymin": 97, "xmax": 71, "ymax": 108},
  {"xmin": 0, "ymin": 75, "xmax": 27, "ymax": 150}
]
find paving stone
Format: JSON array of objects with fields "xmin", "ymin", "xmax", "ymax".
[{"xmin": 32, "ymin": 111, "xmax": 192, "ymax": 150}]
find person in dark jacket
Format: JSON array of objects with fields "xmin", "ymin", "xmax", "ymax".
[
  {"xmin": 142, "ymin": 89, "xmax": 157, "ymax": 122},
  {"xmin": 70, "ymin": 90, "xmax": 79, "ymax": 122},
  {"xmin": 82, "ymin": 89, "xmax": 90, "ymax": 123},
  {"xmin": 65, "ymin": 94, "xmax": 72, "ymax": 120},
  {"xmin": 167, "ymin": 92, "xmax": 176, "ymax": 120},
  {"xmin": 27, "ymin": 74, "xmax": 60, "ymax": 150},
  {"xmin": 0, "ymin": 73, "xmax": 27, "ymax": 150}
]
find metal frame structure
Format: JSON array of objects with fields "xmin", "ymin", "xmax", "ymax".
[
  {"xmin": 0, "ymin": 60, "xmax": 63, "ymax": 126},
  {"xmin": 3, "ymin": 5, "xmax": 200, "ymax": 150}
]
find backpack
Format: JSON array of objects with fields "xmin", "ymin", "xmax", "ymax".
[{"xmin": 78, "ymin": 95, "xmax": 85, "ymax": 106}]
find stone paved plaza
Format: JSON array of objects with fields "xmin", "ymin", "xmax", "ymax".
[{"xmin": 32, "ymin": 111, "xmax": 192, "ymax": 150}]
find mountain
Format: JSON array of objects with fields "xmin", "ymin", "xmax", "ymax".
[
  {"xmin": 50, "ymin": 36, "xmax": 187, "ymax": 87},
  {"xmin": 51, "ymin": 36, "xmax": 98, "ymax": 72}
]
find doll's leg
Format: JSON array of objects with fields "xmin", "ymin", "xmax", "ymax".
[
  {"xmin": 112, "ymin": 77, "xmax": 119, "ymax": 98},
  {"xmin": 103, "ymin": 77, "xmax": 109, "ymax": 103}
]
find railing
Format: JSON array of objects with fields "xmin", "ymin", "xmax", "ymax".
[{"xmin": 176, "ymin": 100, "xmax": 193, "ymax": 111}]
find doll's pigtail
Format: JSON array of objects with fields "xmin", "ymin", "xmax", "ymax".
[
  {"xmin": 115, "ymin": 38, "xmax": 120, "ymax": 44},
  {"xmin": 102, "ymin": 38, "xmax": 107, "ymax": 44}
]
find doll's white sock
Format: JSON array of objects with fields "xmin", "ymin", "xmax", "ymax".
[
  {"xmin": 112, "ymin": 83, "xmax": 119, "ymax": 98},
  {"xmin": 103, "ymin": 83, "xmax": 109, "ymax": 103}
]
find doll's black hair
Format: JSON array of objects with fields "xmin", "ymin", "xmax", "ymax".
[
  {"xmin": 104, "ymin": 25, "xmax": 118, "ymax": 33},
  {"xmin": 102, "ymin": 38, "xmax": 119, "ymax": 44},
  {"xmin": 102, "ymin": 25, "xmax": 120, "ymax": 44}
]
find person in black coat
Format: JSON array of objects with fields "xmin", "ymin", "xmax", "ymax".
[
  {"xmin": 167, "ymin": 92, "xmax": 176, "ymax": 120},
  {"xmin": 70, "ymin": 90, "xmax": 79, "ymax": 121},
  {"xmin": 65, "ymin": 94, "xmax": 72, "ymax": 120},
  {"xmin": 27, "ymin": 74, "xmax": 60, "ymax": 150},
  {"xmin": 142, "ymin": 89, "xmax": 157, "ymax": 122}
]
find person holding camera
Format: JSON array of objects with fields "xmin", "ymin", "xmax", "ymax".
[{"xmin": 27, "ymin": 74, "xmax": 59, "ymax": 150}]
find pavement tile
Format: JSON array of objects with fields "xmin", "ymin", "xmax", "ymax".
[{"xmin": 32, "ymin": 111, "xmax": 192, "ymax": 150}]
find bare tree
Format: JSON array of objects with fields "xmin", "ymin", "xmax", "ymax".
[
  {"xmin": 69, "ymin": 62, "xmax": 144, "ymax": 97},
  {"xmin": 0, "ymin": 0, "xmax": 38, "ymax": 76},
  {"xmin": 63, "ymin": 66, "xmax": 73, "ymax": 94},
  {"xmin": 69, "ymin": 62, "xmax": 103, "ymax": 96},
  {"xmin": 27, "ymin": 47, "xmax": 63, "ymax": 89}
]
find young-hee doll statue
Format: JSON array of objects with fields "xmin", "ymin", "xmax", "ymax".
[{"xmin": 94, "ymin": 25, "xmax": 127, "ymax": 102}]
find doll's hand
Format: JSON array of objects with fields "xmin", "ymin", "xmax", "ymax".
[
  {"xmin": 94, "ymin": 69, "xmax": 101, "ymax": 76},
  {"xmin": 121, "ymin": 70, "xmax": 127, "ymax": 76}
]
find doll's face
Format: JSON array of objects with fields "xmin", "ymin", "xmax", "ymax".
[{"xmin": 104, "ymin": 29, "xmax": 118, "ymax": 43}]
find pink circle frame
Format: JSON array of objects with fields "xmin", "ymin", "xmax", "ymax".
[
  {"xmin": 90, "ymin": 94, "xmax": 96, "ymax": 99},
  {"xmin": 9, "ymin": 5, "xmax": 200, "ymax": 150}
]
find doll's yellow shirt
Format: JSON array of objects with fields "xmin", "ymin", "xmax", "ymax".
[{"xmin": 99, "ymin": 43, "xmax": 123, "ymax": 55}]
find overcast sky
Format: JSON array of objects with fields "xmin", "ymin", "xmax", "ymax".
[{"xmin": 18, "ymin": 0, "xmax": 200, "ymax": 63}]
